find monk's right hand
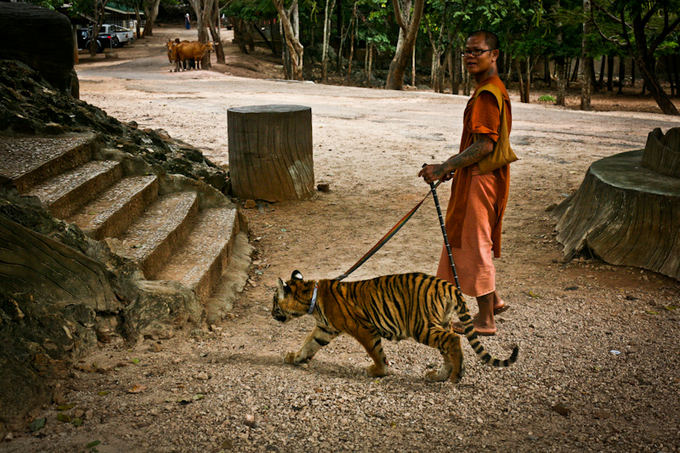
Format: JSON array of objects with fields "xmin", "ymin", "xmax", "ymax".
[{"xmin": 419, "ymin": 164, "xmax": 452, "ymax": 184}]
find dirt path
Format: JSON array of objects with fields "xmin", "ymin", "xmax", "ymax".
[{"xmin": 4, "ymin": 26, "xmax": 680, "ymax": 453}]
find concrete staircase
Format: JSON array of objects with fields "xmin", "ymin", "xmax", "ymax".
[{"xmin": 0, "ymin": 132, "xmax": 250, "ymax": 327}]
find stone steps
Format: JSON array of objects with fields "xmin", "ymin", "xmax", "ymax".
[
  {"xmin": 107, "ymin": 191, "xmax": 199, "ymax": 279},
  {"xmin": 67, "ymin": 175, "xmax": 159, "ymax": 240},
  {"xmin": 155, "ymin": 206, "xmax": 238, "ymax": 302},
  {"xmin": 0, "ymin": 133, "xmax": 97, "ymax": 192},
  {"xmin": 26, "ymin": 160, "xmax": 122, "ymax": 218},
  {"xmin": 2, "ymin": 132, "xmax": 249, "ymax": 326}
]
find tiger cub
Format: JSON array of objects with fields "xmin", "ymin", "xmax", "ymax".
[{"xmin": 271, "ymin": 271, "xmax": 518, "ymax": 382}]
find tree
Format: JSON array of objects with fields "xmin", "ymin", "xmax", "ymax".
[
  {"xmin": 321, "ymin": 0, "xmax": 337, "ymax": 81},
  {"xmin": 139, "ymin": 0, "xmax": 160, "ymax": 37},
  {"xmin": 385, "ymin": 0, "xmax": 424, "ymax": 89},
  {"xmin": 580, "ymin": 0, "xmax": 593, "ymax": 109},
  {"xmin": 188, "ymin": 0, "xmax": 216, "ymax": 68},
  {"xmin": 208, "ymin": 0, "xmax": 226, "ymax": 64},
  {"xmin": 273, "ymin": 0, "xmax": 304, "ymax": 79},
  {"xmin": 592, "ymin": 0, "xmax": 680, "ymax": 115}
]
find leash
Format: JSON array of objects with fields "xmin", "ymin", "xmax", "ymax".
[{"xmin": 334, "ymin": 179, "xmax": 444, "ymax": 281}]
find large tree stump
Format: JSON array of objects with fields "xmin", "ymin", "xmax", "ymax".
[
  {"xmin": 228, "ymin": 105, "xmax": 314, "ymax": 201},
  {"xmin": 555, "ymin": 127, "xmax": 680, "ymax": 280}
]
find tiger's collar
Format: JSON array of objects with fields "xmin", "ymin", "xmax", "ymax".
[{"xmin": 308, "ymin": 282, "xmax": 318, "ymax": 314}]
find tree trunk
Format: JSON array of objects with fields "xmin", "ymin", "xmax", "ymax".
[
  {"xmin": 631, "ymin": 58, "xmax": 636, "ymax": 86},
  {"xmin": 142, "ymin": 0, "xmax": 160, "ymax": 38},
  {"xmin": 606, "ymin": 54, "xmax": 614, "ymax": 91},
  {"xmin": 208, "ymin": 0, "xmax": 225, "ymax": 64},
  {"xmin": 524, "ymin": 55, "xmax": 532, "ymax": 103},
  {"xmin": 411, "ymin": 36, "xmax": 416, "ymax": 86},
  {"xmin": 345, "ymin": 1, "xmax": 357, "ymax": 83},
  {"xmin": 555, "ymin": 127, "xmax": 680, "ymax": 280},
  {"xmin": 544, "ymin": 57, "xmax": 551, "ymax": 86},
  {"xmin": 617, "ymin": 56, "xmax": 625, "ymax": 94},
  {"xmin": 635, "ymin": 55, "xmax": 679, "ymax": 115},
  {"xmin": 89, "ymin": 0, "xmax": 108, "ymax": 56},
  {"xmin": 364, "ymin": 42, "xmax": 373, "ymax": 84},
  {"xmin": 188, "ymin": 0, "xmax": 215, "ymax": 68},
  {"xmin": 385, "ymin": 0, "xmax": 424, "ymax": 90},
  {"xmin": 134, "ymin": 3, "xmax": 142, "ymax": 39},
  {"xmin": 273, "ymin": 0, "xmax": 304, "ymax": 80},
  {"xmin": 571, "ymin": 56, "xmax": 580, "ymax": 82},
  {"xmin": 227, "ymin": 105, "xmax": 314, "ymax": 201},
  {"xmin": 580, "ymin": 0, "xmax": 592, "ymax": 110},
  {"xmin": 597, "ymin": 55, "xmax": 605, "ymax": 88},
  {"xmin": 321, "ymin": 0, "xmax": 336, "ymax": 82},
  {"xmin": 556, "ymin": 56, "xmax": 567, "ymax": 105},
  {"xmin": 446, "ymin": 45, "xmax": 458, "ymax": 95}
]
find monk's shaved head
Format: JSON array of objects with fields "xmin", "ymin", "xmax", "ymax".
[{"xmin": 467, "ymin": 30, "xmax": 499, "ymax": 50}]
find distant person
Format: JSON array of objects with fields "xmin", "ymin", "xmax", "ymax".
[
  {"xmin": 419, "ymin": 30, "xmax": 515, "ymax": 336},
  {"xmin": 185, "ymin": 13, "xmax": 191, "ymax": 29}
]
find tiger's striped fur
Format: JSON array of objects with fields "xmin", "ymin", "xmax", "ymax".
[{"xmin": 272, "ymin": 271, "xmax": 518, "ymax": 382}]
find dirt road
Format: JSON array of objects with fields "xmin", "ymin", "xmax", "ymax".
[{"xmin": 4, "ymin": 26, "xmax": 680, "ymax": 452}]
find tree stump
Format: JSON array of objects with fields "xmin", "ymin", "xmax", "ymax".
[
  {"xmin": 228, "ymin": 105, "xmax": 314, "ymax": 201},
  {"xmin": 555, "ymin": 127, "xmax": 680, "ymax": 280}
]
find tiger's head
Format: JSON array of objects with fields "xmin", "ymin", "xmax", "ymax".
[{"xmin": 271, "ymin": 270, "xmax": 315, "ymax": 323}]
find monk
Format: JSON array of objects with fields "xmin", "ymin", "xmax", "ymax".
[{"xmin": 419, "ymin": 30, "xmax": 512, "ymax": 336}]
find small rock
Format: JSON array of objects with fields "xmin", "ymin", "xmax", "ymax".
[
  {"xmin": 196, "ymin": 371, "xmax": 209, "ymax": 380},
  {"xmin": 317, "ymin": 183, "xmax": 331, "ymax": 192},
  {"xmin": 593, "ymin": 409, "xmax": 610, "ymax": 419},
  {"xmin": 551, "ymin": 403, "xmax": 570, "ymax": 417},
  {"xmin": 244, "ymin": 414, "xmax": 257, "ymax": 428}
]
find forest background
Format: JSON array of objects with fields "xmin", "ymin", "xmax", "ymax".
[{"xmin": 34, "ymin": 0, "xmax": 680, "ymax": 115}]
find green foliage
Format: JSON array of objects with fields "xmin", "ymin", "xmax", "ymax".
[
  {"xmin": 538, "ymin": 94, "xmax": 556, "ymax": 102},
  {"xmin": 223, "ymin": 0, "xmax": 277, "ymax": 21}
]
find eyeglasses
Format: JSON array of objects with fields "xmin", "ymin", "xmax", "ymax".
[{"xmin": 461, "ymin": 49, "xmax": 496, "ymax": 57}]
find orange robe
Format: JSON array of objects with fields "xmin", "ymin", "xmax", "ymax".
[{"xmin": 436, "ymin": 75, "xmax": 512, "ymax": 297}]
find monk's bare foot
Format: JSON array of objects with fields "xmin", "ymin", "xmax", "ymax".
[{"xmin": 452, "ymin": 320, "xmax": 497, "ymax": 336}]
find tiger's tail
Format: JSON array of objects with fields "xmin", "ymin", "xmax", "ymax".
[{"xmin": 452, "ymin": 288, "xmax": 519, "ymax": 367}]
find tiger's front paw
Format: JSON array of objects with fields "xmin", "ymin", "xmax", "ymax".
[
  {"xmin": 366, "ymin": 364, "xmax": 387, "ymax": 377},
  {"xmin": 284, "ymin": 352, "xmax": 298, "ymax": 364}
]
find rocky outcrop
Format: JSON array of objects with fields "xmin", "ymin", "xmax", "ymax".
[
  {"xmin": 0, "ymin": 60, "xmax": 229, "ymax": 193},
  {"xmin": 0, "ymin": 3, "xmax": 77, "ymax": 95},
  {"xmin": 0, "ymin": 60, "xmax": 251, "ymax": 434}
]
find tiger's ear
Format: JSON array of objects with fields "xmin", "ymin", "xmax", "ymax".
[{"xmin": 291, "ymin": 270, "xmax": 303, "ymax": 281}]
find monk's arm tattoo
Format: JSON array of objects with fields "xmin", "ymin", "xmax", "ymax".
[{"xmin": 438, "ymin": 134, "xmax": 494, "ymax": 175}]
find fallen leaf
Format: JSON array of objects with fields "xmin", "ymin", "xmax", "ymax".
[
  {"xmin": 127, "ymin": 384, "xmax": 147, "ymax": 394},
  {"xmin": 56, "ymin": 413, "xmax": 71, "ymax": 423},
  {"xmin": 57, "ymin": 403, "xmax": 75, "ymax": 411},
  {"xmin": 86, "ymin": 440, "xmax": 101, "ymax": 449}
]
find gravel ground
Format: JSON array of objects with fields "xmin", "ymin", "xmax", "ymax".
[{"xmin": 2, "ymin": 26, "xmax": 680, "ymax": 453}]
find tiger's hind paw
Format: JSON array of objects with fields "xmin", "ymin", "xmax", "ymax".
[{"xmin": 426, "ymin": 364, "xmax": 453, "ymax": 382}]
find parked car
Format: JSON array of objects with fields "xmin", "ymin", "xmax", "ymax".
[
  {"xmin": 76, "ymin": 24, "xmax": 133, "ymax": 52},
  {"xmin": 77, "ymin": 27, "xmax": 110, "ymax": 52},
  {"xmin": 100, "ymin": 24, "xmax": 134, "ymax": 46}
]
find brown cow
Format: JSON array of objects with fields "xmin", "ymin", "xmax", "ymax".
[{"xmin": 170, "ymin": 41, "xmax": 214, "ymax": 71}]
